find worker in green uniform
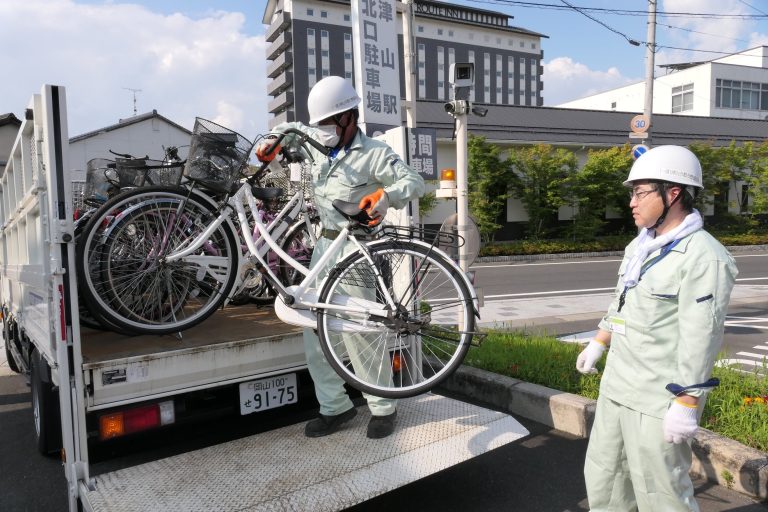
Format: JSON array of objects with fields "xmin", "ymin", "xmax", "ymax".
[
  {"xmin": 255, "ymin": 76, "xmax": 424, "ymax": 439},
  {"xmin": 576, "ymin": 145, "xmax": 738, "ymax": 511}
]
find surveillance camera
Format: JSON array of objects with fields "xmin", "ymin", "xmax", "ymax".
[
  {"xmin": 472, "ymin": 106, "xmax": 488, "ymax": 117},
  {"xmin": 448, "ymin": 63, "xmax": 474, "ymax": 88},
  {"xmin": 444, "ymin": 101, "xmax": 467, "ymax": 116}
]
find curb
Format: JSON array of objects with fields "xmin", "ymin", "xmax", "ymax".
[
  {"xmin": 440, "ymin": 364, "xmax": 768, "ymax": 501},
  {"xmin": 475, "ymin": 244, "xmax": 768, "ymax": 263}
]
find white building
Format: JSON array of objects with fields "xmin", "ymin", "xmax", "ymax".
[{"xmin": 557, "ymin": 46, "xmax": 768, "ymax": 120}]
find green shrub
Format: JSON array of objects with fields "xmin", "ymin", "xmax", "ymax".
[{"xmin": 464, "ymin": 332, "xmax": 768, "ymax": 451}]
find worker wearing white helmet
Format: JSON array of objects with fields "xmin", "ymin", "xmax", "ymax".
[
  {"xmin": 577, "ymin": 145, "xmax": 737, "ymax": 511},
  {"xmin": 255, "ymin": 76, "xmax": 424, "ymax": 439}
]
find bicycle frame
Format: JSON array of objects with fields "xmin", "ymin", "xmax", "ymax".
[{"xmin": 164, "ymin": 182, "xmax": 395, "ymax": 324}]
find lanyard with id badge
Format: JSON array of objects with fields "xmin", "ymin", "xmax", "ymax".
[{"xmin": 610, "ymin": 239, "xmax": 681, "ymax": 334}]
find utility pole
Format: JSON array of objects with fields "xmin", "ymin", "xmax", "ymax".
[
  {"xmin": 643, "ymin": 0, "xmax": 657, "ymax": 146},
  {"xmin": 123, "ymin": 87, "xmax": 142, "ymax": 116},
  {"xmin": 401, "ymin": 0, "xmax": 417, "ymax": 129}
]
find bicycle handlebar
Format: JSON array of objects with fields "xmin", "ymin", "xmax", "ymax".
[
  {"xmin": 108, "ymin": 149, "xmax": 150, "ymax": 160},
  {"xmin": 248, "ymin": 127, "xmax": 331, "ymax": 185}
]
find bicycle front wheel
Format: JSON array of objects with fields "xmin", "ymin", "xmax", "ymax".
[{"xmin": 316, "ymin": 240, "xmax": 475, "ymax": 398}]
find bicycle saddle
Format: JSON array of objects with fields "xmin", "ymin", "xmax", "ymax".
[
  {"xmin": 251, "ymin": 186, "xmax": 283, "ymax": 200},
  {"xmin": 332, "ymin": 199, "xmax": 374, "ymax": 225}
]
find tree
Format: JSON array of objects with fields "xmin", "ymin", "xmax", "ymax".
[
  {"xmin": 565, "ymin": 145, "xmax": 634, "ymax": 239},
  {"xmin": 467, "ymin": 136, "xmax": 512, "ymax": 243},
  {"xmin": 507, "ymin": 144, "xmax": 577, "ymax": 239}
]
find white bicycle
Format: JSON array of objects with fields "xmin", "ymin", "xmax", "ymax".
[{"xmin": 77, "ymin": 122, "xmax": 480, "ymax": 397}]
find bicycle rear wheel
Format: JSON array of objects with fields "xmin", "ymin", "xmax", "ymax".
[
  {"xmin": 77, "ymin": 187, "xmax": 238, "ymax": 335},
  {"xmin": 316, "ymin": 240, "xmax": 474, "ymax": 398}
]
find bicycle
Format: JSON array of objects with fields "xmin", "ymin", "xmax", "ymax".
[
  {"xmin": 76, "ymin": 121, "xmax": 480, "ymax": 397},
  {"xmin": 76, "ymin": 120, "xmax": 319, "ymax": 330}
]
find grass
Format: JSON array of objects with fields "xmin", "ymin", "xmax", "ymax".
[{"xmin": 463, "ymin": 331, "xmax": 768, "ymax": 452}]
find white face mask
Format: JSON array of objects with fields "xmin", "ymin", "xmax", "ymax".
[{"xmin": 315, "ymin": 124, "xmax": 340, "ymax": 148}]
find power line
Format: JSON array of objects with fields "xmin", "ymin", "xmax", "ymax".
[
  {"xmin": 659, "ymin": 23, "xmax": 752, "ymax": 44},
  {"xmin": 737, "ymin": 0, "xmax": 768, "ymax": 17},
  {"xmin": 557, "ymin": 0, "xmax": 640, "ymax": 45},
  {"xmin": 464, "ymin": 0, "xmax": 768, "ymax": 19}
]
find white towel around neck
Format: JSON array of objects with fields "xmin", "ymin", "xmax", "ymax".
[{"xmin": 622, "ymin": 209, "xmax": 703, "ymax": 288}]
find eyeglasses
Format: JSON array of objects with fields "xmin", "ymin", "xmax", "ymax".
[{"xmin": 629, "ymin": 187, "xmax": 658, "ymax": 200}]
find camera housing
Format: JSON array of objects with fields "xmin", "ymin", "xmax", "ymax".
[
  {"xmin": 444, "ymin": 100, "xmax": 468, "ymax": 116},
  {"xmin": 448, "ymin": 63, "xmax": 474, "ymax": 88}
]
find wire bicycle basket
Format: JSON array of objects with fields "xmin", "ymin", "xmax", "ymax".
[
  {"xmin": 84, "ymin": 158, "xmax": 118, "ymax": 206},
  {"xmin": 184, "ymin": 118, "xmax": 254, "ymax": 194},
  {"xmin": 115, "ymin": 158, "xmax": 185, "ymax": 188}
]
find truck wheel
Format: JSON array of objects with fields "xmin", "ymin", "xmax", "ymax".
[
  {"xmin": 4, "ymin": 342, "xmax": 20, "ymax": 373},
  {"xmin": 31, "ymin": 351, "xmax": 62, "ymax": 456}
]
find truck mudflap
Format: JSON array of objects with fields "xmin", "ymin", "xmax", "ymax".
[{"xmin": 79, "ymin": 394, "xmax": 528, "ymax": 511}]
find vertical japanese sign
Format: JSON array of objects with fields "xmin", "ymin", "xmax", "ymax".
[
  {"xmin": 351, "ymin": 0, "xmax": 401, "ymax": 130},
  {"xmin": 407, "ymin": 127, "xmax": 437, "ymax": 178}
]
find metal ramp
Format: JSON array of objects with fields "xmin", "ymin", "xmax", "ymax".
[{"xmin": 81, "ymin": 394, "xmax": 529, "ymax": 511}]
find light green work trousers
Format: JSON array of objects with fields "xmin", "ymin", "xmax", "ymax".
[
  {"xmin": 303, "ymin": 236, "xmax": 396, "ymax": 418},
  {"xmin": 584, "ymin": 397, "xmax": 698, "ymax": 512}
]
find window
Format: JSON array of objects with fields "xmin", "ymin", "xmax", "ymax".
[
  {"xmin": 715, "ymin": 78, "xmax": 768, "ymax": 110},
  {"xmin": 344, "ymin": 33, "xmax": 351, "ymax": 41},
  {"xmin": 321, "ymin": 30, "xmax": 328, "ymax": 38},
  {"xmin": 307, "ymin": 28, "xmax": 315, "ymax": 36},
  {"xmin": 519, "ymin": 41, "xmax": 524, "ymax": 47},
  {"xmin": 419, "ymin": 79, "xmax": 425, "ymax": 85},
  {"xmin": 438, "ymin": 29, "xmax": 443, "ymax": 35},
  {"xmin": 419, "ymin": 61, "xmax": 425, "ymax": 68},
  {"xmin": 307, "ymin": 8, "xmax": 313, "ymax": 15},
  {"xmin": 308, "ymin": 48, "xmax": 315, "ymax": 55},
  {"xmin": 671, "ymin": 83, "xmax": 694, "ymax": 113},
  {"xmin": 344, "ymin": 52, "xmax": 352, "ymax": 59},
  {"xmin": 531, "ymin": 43, "xmax": 537, "ymax": 49},
  {"xmin": 322, "ymin": 69, "xmax": 329, "ymax": 76},
  {"xmin": 320, "ymin": 10, "xmax": 327, "ymax": 18},
  {"xmin": 345, "ymin": 71, "xmax": 352, "ymax": 79},
  {"xmin": 611, "ymin": 101, "xmax": 617, "ymax": 110},
  {"xmin": 321, "ymin": 50, "xmax": 329, "ymax": 57},
  {"xmin": 449, "ymin": 30, "xmax": 454, "ymax": 37},
  {"xmin": 418, "ymin": 25, "xmax": 424, "ymax": 33},
  {"xmin": 344, "ymin": 14, "xmax": 350, "ymax": 21}
]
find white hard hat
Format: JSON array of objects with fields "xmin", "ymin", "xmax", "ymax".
[
  {"xmin": 307, "ymin": 76, "xmax": 361, "ymax": 125},
  {"xmin": 623, "ymin": 145, "xmax": 703, "ymax": 189}
]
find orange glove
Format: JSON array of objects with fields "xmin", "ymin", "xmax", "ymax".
[
  {"xmin": 358, "ymin": 188, "xmax": 389, "ymax": 226},
  {"xmin": 255, "ymin": 139, "xmax": 281, "ymax": 162}
]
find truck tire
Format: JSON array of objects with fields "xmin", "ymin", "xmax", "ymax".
[
  {"xmin": 2, "ymin": 318, "xmax": 20, "ymax": 373},
  {"xmin": 4, "ymin": 342, "xmax": 20, "ymax": 373},
  {"xmin": 31, "ymin": 350, "xmax": 62, "ymax": 456}
]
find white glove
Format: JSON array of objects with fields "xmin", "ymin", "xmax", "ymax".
[
  {"xmin": 663, "ymin": 400, "xmax": 699, "ymax": 444},
  {"xmin": 575, "ymin": 340, "xmax": 606, "ymax": 374}
]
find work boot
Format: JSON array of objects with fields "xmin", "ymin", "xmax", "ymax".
[
  {"xmin": 366, "ymin": 411, "xmax": 397, "ymax": 439},
  {"xmin": 304, "ymin": 407, "xmax": 357, "ymax": 438}
]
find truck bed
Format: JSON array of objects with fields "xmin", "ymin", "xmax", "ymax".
[{"xmin": 80, "ymin": 305, "xmax": 307, "ymax": 410}]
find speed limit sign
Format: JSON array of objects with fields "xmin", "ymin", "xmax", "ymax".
[{"xmin": 630, "ymin": 114, "xmax": 650, "ymax": 134}]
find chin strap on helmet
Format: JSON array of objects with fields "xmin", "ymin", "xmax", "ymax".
[
  {"xmin": 650, "ymin": 182, "xmax": 683, "ymax": 229},
  {"xmin": 328, "ymin": 109, "xmax": 359, "ymax": 150}
]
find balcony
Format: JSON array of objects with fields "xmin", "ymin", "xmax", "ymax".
[
  {"xmin": 268, "ymin": 90, "xmax": 294, "ymax": 114},
  {"xmin": 267, "ymin": 72, "xmax": 294, "ymax": 97},
  {"xmin": 266, "ymin": 11, "xmax": 291, "ymax": 43},
  {"xmin": 268, "ymin": 51, "xmax": 293, "ymax": 79},
  {"xmin": 266, "ymin": 31, "xmax": 291, "ymax": 61},
  {"xmin": 269, "ymin": 110, "xmax": 295, "ymax": 129}
]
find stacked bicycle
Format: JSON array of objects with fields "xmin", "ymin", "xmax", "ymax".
[{"xmin": 75, "ymin": 119, "xmax": 479, "ymax": 397}]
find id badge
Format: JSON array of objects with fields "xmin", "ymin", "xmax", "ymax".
[{"xmin": 607, "ymin": 316, "xmax": 626, "ymax": 335}]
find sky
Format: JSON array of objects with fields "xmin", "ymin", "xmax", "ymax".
[{"xmin": 1, "ymin": 0, "xmax": 767, "ymax": 141}]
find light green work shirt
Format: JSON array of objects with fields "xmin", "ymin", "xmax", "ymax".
[
  {"xmin": 272, "ymin": 122, "xmax": 425, "ymax": 231},
  {"xmin": 598, "ymin": 229, "xmax": 738, "ymax": 418}
]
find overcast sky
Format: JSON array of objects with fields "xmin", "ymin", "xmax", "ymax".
[{"xmin": 1, "ymin": 0, "xmax": 766, "ymax": 141}]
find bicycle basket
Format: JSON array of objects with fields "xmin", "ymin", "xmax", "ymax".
[
  {"xmin": 114, "ymin": 157, "xmax": 151, "ymax": 188},
  {"xmin": 140, "ymin": 159, "xmax": 185, "ymax": 187},
  {"xmin": 84, "ymin": 158, "xmax": 118, "ymax": 206},
  {"xmin": 184, "ymin": 118, "xmax": 254, "ymax": 193}
]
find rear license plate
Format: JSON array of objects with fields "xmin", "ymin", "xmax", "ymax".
[{"xmin": 239, "ymin": 373, "xmax": 298, "ymax": 415}]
